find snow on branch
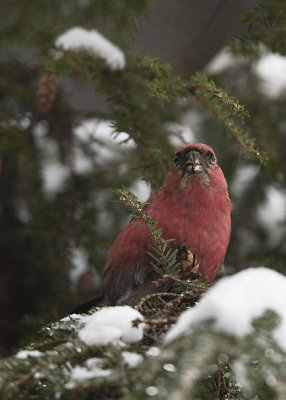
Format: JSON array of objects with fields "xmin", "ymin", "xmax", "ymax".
[
  {"xmin": 166, "ymin": 267, "xmax": 286, "ymax": 351},
  {"xmin": 78, "ymin": 306, "xmax": 145, "ymax": 346},
  {"xmin": 2, "ymin": 268, "xmax": 286, "ymax": 399},
  {"xmin": 55, "ymin": 27, "xmax": 126, "ymax": 71}
]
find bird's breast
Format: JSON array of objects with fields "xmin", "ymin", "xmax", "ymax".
[{"xmin": 146, "ymin": 179, "xmax": 231, "ymax": 280}]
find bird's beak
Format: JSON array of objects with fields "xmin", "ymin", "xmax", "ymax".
[{"xmin": 184, "ymin": 151, "xmax": 205, "ymax": 174}]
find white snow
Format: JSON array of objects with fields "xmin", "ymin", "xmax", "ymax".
[
  {"xmin": 205, "ymin": 47, "xmax": 236, "ymax": 74},
  {"xmin": 70, "ymin": 247, "xmax": 89, "ymax": 288},
  {"xmin": 56, "ymin": 27, "xmax": 125, "ymax": 70},
  {"xmin": 73, "ymin": 147, "xmax": 93, "ymax": 174},
  {"xmin": 232, "ymin": 355, "xmax": 252, "ymax": 392},
  {"xmin": 257, "ymin": 186, "xmax": 286, "ymax": 245},
  {"xmin": 232, "ymin": 177, "xmax": 285, "ymax": 251},
  {"xmin": 122, "ymin": 351, "xmax": 143, "ymax": 368},
  {"xmin": 66, "ymin": 357, "xmax": 114, "ymax": 386},
  {"xmin": 42, "ymin": 162, "xmax": 70, "ymax": 193},
  {"xmin": 231, "ymin": 165, "xmax": 259, "ymax": 198},
  {"xmin": 60, "ymin": 314, "xmax": 83, "ymax": 322},
  {"xmin": 34, "ymin": 118, "xmax": 136, "ymax": 196},
  {"xmin": 128, "ymin": 179, "xmax": 151, "ymax": 202},
  {"xmin": 256, "ymin": 53, "xmax": 286, "ymax": 98},
  {"xmin": 146, "ymin": 346, "xmax": 161, "ymax": 357},
  {"xmin": 74, "ymin": 119, "xmax": 133, "ymax": 147},
  {"xmin": 33, "ymin": 131, "xmax": 70, "ymax": 195},
  {"xmin": 208, "ymin": 48, "xmax": 286, "ymax": 98},
  {"xmin": 165, "ymin": 121, "xmax": 195, "ymax": 148},
  {"xmin": 70, "ymin": 365, "xmax": 112, "ymax": 380},
  {"xmin": 74, "ymin": 118, "xmax": 135, "ymax": 163},
  {"xmin": 85, "ymin": 357, "xmax": 104, "ymax": 368},
  {"xmin": 165, "ymin": 268, "xmax": 286, "ymax": 352},
  {"xmin": 16, "ymin": 350, "xmax": 42, "ymax": 359},
  {"xmin": 78, "ymin": 306, "xmax": 145, "ymax": 346}
]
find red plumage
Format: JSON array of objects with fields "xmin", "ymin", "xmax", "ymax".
[{"xmin": 102, "ymin": 143, "xmax": 232, "ymax": 305}]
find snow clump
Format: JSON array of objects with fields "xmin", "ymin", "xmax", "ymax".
[
  {"xmin": 78, "ymin": 305, "xmax": 145, "ymax": 346},
  {"xmin": 166, "ymin": 267, "xmax": 286, "ymax": 352},
  {"xmin": 55, "ymin": 27, "xmax": 125, "ymax": 70}
]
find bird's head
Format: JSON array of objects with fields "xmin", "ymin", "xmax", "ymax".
[{"xmin": 173, "ymin": 143, "xmax": 217, "ymax": 184}]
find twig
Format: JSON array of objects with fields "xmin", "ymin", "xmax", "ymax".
[
  {"xmin": 216, "ymin": 369, "xmax": 222, "ymax": 400},
  {"xmin": 152, "ymin": 290, "xmax": 204, "ymax": 321},
  {"xmin": 13, "ymin": 371, "xmax": 33, "ymax": 389},
  {"xmin": 163, "ymin": 274, "xmax": 208, "ymax": 292},
  {"xmin": 133, "ymin": 316, "xmax": 177, "ymax": 329},
  {"xmin": 135, "ymin": 292, "xmax": 179, "ymax": 312},
  {"xmin": 221, "ymin": 368, "xmax": 231, "ymax": 400},
  {"xmin": 143, "ymin": 332, "xmax": 160, "ymax": 344},
  {"xmin": 144, "ymin": 316, "xmax": 178, "ymax": 326},
  {"xmin": 157, "ymin": 295, "xmax": 168, "ymax": 306}
]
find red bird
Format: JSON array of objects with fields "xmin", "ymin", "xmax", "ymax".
[{"xmin": 72, "ymin": 143, "xmax": 231, "ymax": 312}]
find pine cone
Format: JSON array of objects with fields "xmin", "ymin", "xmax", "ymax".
[
  {"xmin": 36, "ymin": 70, "xmax": 59, "ymax": 115},
  {"xmin": 177, "ymin": 243, "xmax": 200, "ymax": 279}
]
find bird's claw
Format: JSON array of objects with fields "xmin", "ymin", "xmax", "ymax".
[
  {"xmin": 189, "ymin": 272, "xmax": 202, "ymax": 280},
  {"xmin": 177, "ymin": 243, "xmax": 200, "ymax": 279}
]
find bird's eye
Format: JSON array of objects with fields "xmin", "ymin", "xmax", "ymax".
[
  {"xmin": 205, "ymin": 151, "xmax": 215, "ymax": 162},
  {"xmin": 174, "ymin": 152, "xmax": 182, "ymax": 165}
]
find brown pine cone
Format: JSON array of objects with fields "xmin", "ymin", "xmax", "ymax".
[
  {"xmin": 36, "ymin": 70, "xmax": 59, "ymax": 115},
  {"xmin": 177, "ymin": 243, "xmax": 200, "ymax": 279}
]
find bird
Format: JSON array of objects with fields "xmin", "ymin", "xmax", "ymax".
[{"xmin": 72, "ymin": 143, "xmax": 231, "ymax": 313}]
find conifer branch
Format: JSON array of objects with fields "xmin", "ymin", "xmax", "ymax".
[
  {"xmin": 162, "ymin": 274, "xmax": 209, "ymax": 292},
  {"xmin": 135, "ymin": 292, "xmax": 179, "ymax": 312},
  {"xmin": 134, "ymin": 57, "xmax": 267, "ymax": 164},
  {"xmin": 188, "ymin": 73, "xmax": 268, "ymax": 164},
  {"xmin": 48, "ymin": 51, "xmax": 267, "ymax": 165},
  {"xmin": 114, "ymin": 187, "xmax": 179, "ymax": 275},
  {"xmin": 231, "ymin": 0, "xmax": 286, "ymax": 56},
  {"xmin": 190, "ymin": 85, "xmax": 257, "ymax": 155}
]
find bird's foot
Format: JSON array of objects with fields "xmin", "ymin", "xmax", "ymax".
[
  {"xmin": 177, "ymin": 243, "xmax": 200, "ymax": 280},
  {"xmin": 189, "ymin": 272, "xmax": 202, "ymax": 280}
]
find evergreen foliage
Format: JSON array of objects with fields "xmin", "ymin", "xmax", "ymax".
[
  {"xmin": 231, "ymin": 0, "xmax": 286, "ymax": 55},
  {"xmin": 1, "ymin": 0, "xmax": 286, "ymax": 399},
  {"xmin": 188, "ymin": 72, "xmax": 268, "ymax": 164},
  {"xmin": 114, "ymin": 187, "xmax": 179, "ymax": 276},
  {"xmin": 1, "ymin": 297, "xmax": 286, "ymax": 399}
]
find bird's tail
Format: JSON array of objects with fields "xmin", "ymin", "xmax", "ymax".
[{"xmin": 70, "ymin": 292, "xmax": 104, "ymax": 314}]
